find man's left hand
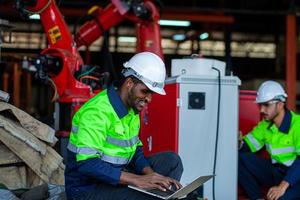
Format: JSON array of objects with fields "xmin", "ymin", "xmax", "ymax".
[
  {"xmin": 142, "ymin": 166, "xmax": 155, "ymax": 175},
  {"xmin": 267, "ymin": 180, "xmax": 289, "ymax": 200}
]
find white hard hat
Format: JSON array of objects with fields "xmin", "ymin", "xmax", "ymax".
[
  {"xmin": 122, "ymin": 52, "xmax": 166, "ymax": 95},
  {"xmin": 256, "ymin": 80, "xmax": 287, "ymax": 103}
]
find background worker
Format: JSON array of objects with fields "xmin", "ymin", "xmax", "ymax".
[
  {"xmin": 239, "ymin": 80, "xmax": 300, "ymax": 200},
  {"xmin": 65, "ymin": 52, "xmax": 183, "ymax": 200}
]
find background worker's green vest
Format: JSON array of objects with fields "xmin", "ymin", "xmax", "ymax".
[
  {"xmin": 68, "ymin": 89, "xmax": 142, "ymax": 165},
  {"xmin": 244, "ymin": 111, "xmax": 300, "ymax": 166}
]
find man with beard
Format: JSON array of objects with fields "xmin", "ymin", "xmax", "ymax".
[
  {"xmin": 239, "ymin": 80, "xmax": 300, "ymax": 200},
  {"xmin": 65, "ymin": 52, "xmax": 183, "ymax": 200}
]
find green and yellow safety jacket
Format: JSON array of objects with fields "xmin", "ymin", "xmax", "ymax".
[
  {"xmin": 68, "ymin": 88, "xmax": 142, "ymax": 164},
  {"xmin": 244, "ymin": 110, "xmax": 300, "ymax": 167}
]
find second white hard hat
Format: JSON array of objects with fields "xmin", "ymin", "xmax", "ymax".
[
  {"xmin": 256, "ymin": 80, "xmax": 287, "ymax": 103},
  {"xmin": 122, "ymin": 52, "xmax": 166, "ymax": 95}
]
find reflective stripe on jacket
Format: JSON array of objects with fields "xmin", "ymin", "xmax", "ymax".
[{"xmin": 244, "ymin": 110, "xmax": 300, "ymax": 167}]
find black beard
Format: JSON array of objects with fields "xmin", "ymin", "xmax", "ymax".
[
  {"xmin": 128, "ymin": 86, "xmax": 140, "ymax": 113},
  {"xmin": 132, "ymin": 106, "xmax": 140, "ymax": 113},
  {"xmin": 269, "ymin": 104, "xmax": 279, "ymax": 122}
]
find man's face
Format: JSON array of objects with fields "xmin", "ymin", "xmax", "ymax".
[
  {"xmin": 258, "ymin": 100, "xmax": 280, "ymax": 121},
  {"xmin": 127, "ymin": 81, "xmax": 153, "ymax": 113}
]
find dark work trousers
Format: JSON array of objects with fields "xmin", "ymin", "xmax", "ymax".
[
  {"xmin": 239, "ymin": 152, "xmax": 300, "ymax": 200},
  {"xmin": 75, "ymin": 151, "xmax": 184, "ymax": 200}
]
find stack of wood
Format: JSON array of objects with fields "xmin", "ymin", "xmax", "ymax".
[{"xmin": 0, "ymin": 102, "xmax": 64, "ymax": 190}]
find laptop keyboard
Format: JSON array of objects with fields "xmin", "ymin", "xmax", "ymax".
[{"xmin": 146, "ymin": 188, "xmax": 175, "ymax": 197}]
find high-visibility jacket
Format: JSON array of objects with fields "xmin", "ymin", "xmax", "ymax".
[
  {"xmin": 244, "ymin": 110, "xmax": 300, "ymax": 167},
  {"xmin": 68, "ymin": 88, "xmax": 142, "ymax": 165}
]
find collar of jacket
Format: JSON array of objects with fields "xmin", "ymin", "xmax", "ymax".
[
  {"xmin": 107, "ymin": 84, "xmax": 128, "ymax": 119},
  {"xmin": 267, "ymin": 108, "xmax": 291, "ymax": 134}
]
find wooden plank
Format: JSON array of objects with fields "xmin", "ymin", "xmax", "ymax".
[
  {"xmin": 0, "ymin": 166, "xmax": 28, "ymax": 189},
  {"xmin": 0, "ymin": 128, "xmax": 64, "ymax": 185},
  {"xmin": 0, "ymin": 115, "xmax": 47, "ymax": 155},
  {"xmin": 0, "ymin": 143, "xmax": 23, "ymax": 165},
  {"xmin": 0, "ymin": 102, "xmax": 57, "ymax": 145},
  {"xmin": 0, "ymin": 166, "xmax": 44, "ymax": 190}
]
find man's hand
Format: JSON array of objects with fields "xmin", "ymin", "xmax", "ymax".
[
  {"xmin": 238, "ymin": 131, "xmax": 244, "ymax": 149},
  {"xmin": 134, "ymin": 172, "xmax": 182, "ymax": 191},
  {"xmin": 141, "ymin": 166, "xmax": 155, "ymax": 175},
  {"xmin": 120, "ymin": 171, "xmax": 182, "ymax": 191},
  {"xmin": 267, "ymin": 180, "xmax": 289, "ymax": 200}
]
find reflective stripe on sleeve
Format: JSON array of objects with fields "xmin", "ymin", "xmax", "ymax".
[
  {"xmin": 67, "ymin": 142, "xmax": 101, "ymax": 155},
  {"xmin": 265, "ymin": 144, "xmax": 271, "ymax": 152},
  {"xmin": 106, "ymin": 136, "xmax": 139, "ymax": 147},
  {"xmin": 272, "ymin": 158, "xmax": 294, "ymax": 167},
  {"xmin": 269, "ymin": 146, "xmax": 295, "ymax": 155},
  {"xmin": 282, "ymin": 160, "xmax": 294, "ymax": 167},
  {"xmin": 67, "ymin": 142, "xmax": 130, "ymax": 165},
  {"xmin": 71, "ymin": 125, "xmax": 79, "ymax": 134},
  {"xmin": 245, "ymin": 134, "xmax": 262, "ymax": 150}
]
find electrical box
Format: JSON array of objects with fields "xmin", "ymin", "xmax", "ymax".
[
  {"xmin": 140, "ymin": 65, "xmax": 240, "ymax": 199},
  {"xmin": 171, "ymin": 57, "xmax": 226, "ymax": 77}
]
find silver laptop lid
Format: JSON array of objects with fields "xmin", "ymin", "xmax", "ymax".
[{"xmin": 169, "ymin": 175, "xmax": 214, "ymax": 199}]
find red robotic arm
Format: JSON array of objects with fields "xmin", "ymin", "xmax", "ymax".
[
  {"xmin": 16, "ymin": 0, "xmax": 164, "ymax": 102},
  {"xmin": 16, "ymin": 0, "xmax": 93, "ymax": 103},
  {"xmin": 75, "ymin": 0, "xmax": 164, "ymax": 59}
]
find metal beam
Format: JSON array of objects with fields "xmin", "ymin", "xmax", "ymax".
[
  {"xmin": 0, "ymin": 4, "xmax": 234, "ymax": 24},
  {"xmin": 286, "ymin": 14, "xmax": 297, "ymax": 110},
  {"xmin": 161, "ymin": 10, "xmax": 234, "ymax": 24}
]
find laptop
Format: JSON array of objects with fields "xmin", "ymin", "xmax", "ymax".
[{"xmin": 128, "ymin": 175, "xmax": 214, "ymax": 199}]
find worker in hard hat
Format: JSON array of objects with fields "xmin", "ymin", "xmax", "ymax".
[
  {"xmin": 65, "ymin": 52, "xmax": 183, "ymax": 200},
  {"xmin": 239, "ymin": 80, "xmax": 300, "ymax": 200}
]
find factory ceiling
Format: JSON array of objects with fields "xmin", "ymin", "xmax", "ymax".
[{"xmin": 0, "ymin": 0, "xmax": 299, "ymax": 35}]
